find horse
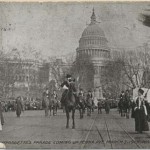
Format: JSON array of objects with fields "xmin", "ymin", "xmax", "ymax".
[
  {"xmin": 86, "ymin": 96, "xmax": 93, "ymax": 116},
  {"xmin": 118, "ymin": 99, "xmax": 125, "ymax": 117},
  {"xmin": 77, "ymin": 94, "xmax": 86, "ymax": 119},
  {"xmin": 63, "ymin": 82, "xmax": 76, "ymax": 129},
  {"xmin": 97, "ymin": 100, "xmax": 103, "ymax": 114},
  {"xmin": 123, "ymin": 99, "xmax": 131, "ymax": 119},
  {"xmin": 49, "ymin": 97, "xmax": 58, "ymax": 116}
]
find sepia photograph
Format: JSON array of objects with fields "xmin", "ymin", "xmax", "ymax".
[{"xmin": 1, "ymin": 1, "xmax": 150, "ymax": 149}]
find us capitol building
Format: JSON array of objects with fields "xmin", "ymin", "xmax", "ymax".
[{"xmin": 76, "ymin": 9, "xmax": 111, "ymax": 99}]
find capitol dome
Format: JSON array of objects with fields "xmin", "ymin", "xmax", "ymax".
[
  {"xmin": 76, "ymin": 9, "xmax": 110, "ymax": 58},
  {"xmin": 75, "ymin": 9, "xmax": 111, "ymax": 98},
  {"xmin": 82, "ymin": 24, "xmax": 105, "ymax": 37}
]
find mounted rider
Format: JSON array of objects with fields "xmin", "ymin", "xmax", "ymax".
[
  {"xmin": 78, "ymin": 88, "xmax": 85, "ymax": 107},
  {"xmin": 60, "ymin": 74, "xmax": 77, "ymax": 106},
  {"xmin": 42, "ymin": 88, "xmax": 50, "ymax": 117},
  {"xmin": 78, "ymin": 89, "xmax": 85, "ymax": 101}
]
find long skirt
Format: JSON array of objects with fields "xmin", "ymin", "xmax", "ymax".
[{"xmin": 134, "ymin": 109, "xmax": 149, "ymax": 133}]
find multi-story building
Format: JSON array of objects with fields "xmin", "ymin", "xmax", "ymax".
[{"xmin": 0, "ymin": 58, "xmax": 42, "ymax": 98}]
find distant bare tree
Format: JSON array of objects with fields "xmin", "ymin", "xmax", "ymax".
[{"xmin": 101, "ymin": 47, "xmax": 150, "ymax": 98}]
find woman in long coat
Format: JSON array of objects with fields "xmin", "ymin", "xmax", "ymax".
[
  {"xmin": 16, "ymin": 97, "xmax": 23, "ymax": 117},
  {"xmin": 134, "ymin": 89, "xmax": 149, "ymax": 133},
  {"xmin": 42, "ymin": 91, "xmax": 50, "ymax": 117},
  {"xmin": 105, "ymin": 99, "xmax": 110, "ymax": 114}
]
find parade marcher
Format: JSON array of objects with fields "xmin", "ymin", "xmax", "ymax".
[
  {"xmin": 124, "ymin": 90, "xmax": 131, "ymax": 119},
  {"xmin": 105, "ymin": 99, "xmax": 110, "ymax": 114},
  {"xmin": 0, "ymin": 100, "xmax": 4, "ymax": 130},
  {"xmin": 98, "ymin": 100, "xmax": 103, "ymax": 114},
  {"xmin": 118, "ymin": 91, "xmax": 125, "ymax": 117},
  {"xmin": 78, "ymin": 88, "xmax": 85, "ymax": 104},
  {"xmin": 51, "ymin": 90, "xmax": 58, "ymax": 116},
  {"xmin": 42, "ymin": 88, "xmax": 50, "ymax": 117},
  {"xmin": 60, "ymin": 74, "xmax": 72, "ymax": 106},
  {"xmin": 16, "ymin": 96, "xmax": 23, "ymax": 117},
  {"xmin": 86, "ymin": 90, "xmax": 93, "ymax": 116},
  {"xmin": 78, "ymin": 88, "xmax": 86, "ymax": 117},
  {"xmin": 134, "ymin": 88, "xmax": 149, "ymax": 133}
]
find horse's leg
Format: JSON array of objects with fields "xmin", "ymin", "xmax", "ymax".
[
  {"xmin": 87, "ymin": 107, "xmax": 89, "ymax": 116},
  {"xmin": 50, "ymin": 106, "xmax": 51, "ymax": 116},
  {"xmin": 79, "ymin": 108, "xmax": 81, "ymax": 119},
  {"xmin": 53, "ymin": 105, "xmax": 54, "ymax": 116},
  {"xmin": 72, "ymin": 109, "xmax": 75, "ymax": 129},
  {"xmin": 120, "ymin": 108, "xmax": 122, "ymax": 117},
  {"xmin": 56, "ymin": 105, "xmax": 57, "ymax": 115},
  {"xmin": 66, "ymin": 108, "xmax": 69, "ymax": 128},
  {"xmin": 89, "ymin": 107, "xmax": 91, "ymax": 116},
  {"xmin": 126, "ymin": 108, "xmax": 129, "ymax": 119},
  {"xmin": 82, "ymin": 106, "xmax": 84, "ymax": 118}
]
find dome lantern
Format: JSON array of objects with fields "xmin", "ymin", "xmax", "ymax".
[{"xmin": 91, "ymin": 8, "xmax": 96, "ymax": 25}]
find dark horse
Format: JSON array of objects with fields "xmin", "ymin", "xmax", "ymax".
[
  {"xmin": 77, "ymin": 94, "xmax": 85, "ymax": 119},
  {"xmin": 123, "ymin": 99, "xmax": 131, "ymax": 119},
  {"xmin": 86, "ymin": 97, "xmax": 93, "ymax": 116},
  {"xmin": 63, "ymin": 83, "xmax": 76, "ymax": 129}
]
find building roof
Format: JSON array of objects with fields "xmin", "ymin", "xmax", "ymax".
[
  {"xmin": 78, "ymin": 8, "xmax": 109, "ymax": 51},
  {"xmin": 82, "ymin": 23, "xmax": 105, "ymax": 37}
]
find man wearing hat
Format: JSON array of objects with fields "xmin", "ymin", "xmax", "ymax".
[
  {"xmin": 134, "ymin": 88, "xmax": 149, "ymax": 133},
  {"xmin": 60, "ymin": 74, "xmax": 72, "ymax": 106}
]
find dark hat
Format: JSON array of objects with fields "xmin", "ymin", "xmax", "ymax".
[
  {"xmin": 66, "ymin": 74, "xmax": 71, "ymax": 78},
  {"xmin": 138, "ymin": 88, "xmax": 144, "ymax": 95}
]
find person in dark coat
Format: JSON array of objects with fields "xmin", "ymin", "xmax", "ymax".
[
  {"xmin": 51, "ymin": 90, "xmax": 58, "ymax": 116},
  {"xmin": 134, "ymin": 88, "xmax": 149, "ymax": 133},
  {"xmin": 16, "ymin": 96, "xmax": 23, "ymax": 117},
  {"xmin": 86, "ymin": 90, "xmax": 93, "ymax": 116},
  {"xmin": 118, "ymin": 91, "xmax": 125, "ymax": 117},
  {"xmin": 0, "ymin": 101, "xmax": 4, "ymax": 126},
  {"xmin": 105, "ymin": 99, "xmax": 110, "ymax": 114},
  {"xmin": 78, "ymin": 89, "xmax": 85, "ymax": 106},
  {"xmin": 42, "ymin": 89, "xmax": 50, "ymax": 117},
  {"xmin": 124, "ymin": 90, "xmax": 131, "ymax": 119}
]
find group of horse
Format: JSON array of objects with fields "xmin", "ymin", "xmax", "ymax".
[
  {"xmin": 42, "ymin": 93, "xmax": 59, "ymax": 117},
  {"xmin": 118, "ymin": 98, "xmax": 131, "ymax": 119},
  {"xmin": 63, "ymin": 83, "xmax": 95, "ymax": 129},
  {"xmin": 42, "ymin": 83, "xmax": 95, "ymax": 129}
]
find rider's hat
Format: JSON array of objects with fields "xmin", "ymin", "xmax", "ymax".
[
  {"xmin": 66, "ymin": 74, "xmax": 71, "ymax": 78},
  {"xmin": 138, "ymin": 88, "xmax": 144, "ymax": 95}
]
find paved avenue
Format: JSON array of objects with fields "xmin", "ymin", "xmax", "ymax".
[{"xmin": 1, "ymin": 109, "xmax": 150, "ymax": 149}]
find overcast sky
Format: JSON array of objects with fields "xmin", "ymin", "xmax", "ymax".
[{"xmin": 0, "ymin": 2, "xmax": 150, "ymax": 59}]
